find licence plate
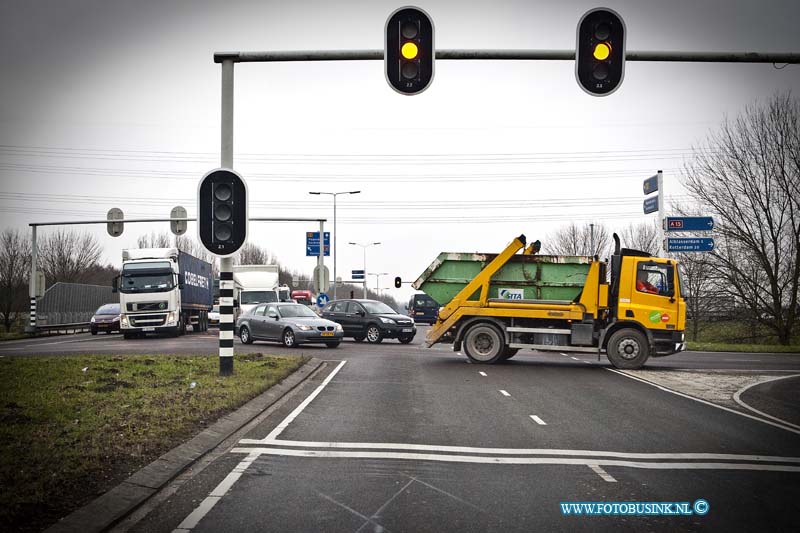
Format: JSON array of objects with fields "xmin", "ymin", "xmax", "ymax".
[
  {"xmin": 321, "ymin": 332, "xmax": 334, "ymax": 337},
  {"xmin": 402, "ymin": 328, "xmax": 413, "ymax": 333},
  {"xmin": 143, "ymin": 327, "xmax": 155, "ymax": 332}
]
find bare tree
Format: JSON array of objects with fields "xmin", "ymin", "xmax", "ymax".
[
  {"xmin": 619, "ymin": 221, "xmax": 660, "ymax": 255},
  {"xmin": 234, "ymin": 242, "xmax": 276, "ymax": 266},
  {"xmin": 682, "ymin": 92, "xmax": 800, "ymax": 344},
  {"xmin": 136, "ymin": 232, "xmax": 172, "ymax": 248},
  {"xmin": 0, "ymin": 229, "xmax": 32, "ymax": 332},
  {"xmin": 546, "ymin": 222, "xmax": 611, "ymax": 257},
  {"xmin": 37, "ymin": 229, "xmax": 103, "ymax": 284}
]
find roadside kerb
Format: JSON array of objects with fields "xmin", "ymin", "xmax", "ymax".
[{"xmin": 45, "ymin": 357, "xmax": 326, "ymax": 533}]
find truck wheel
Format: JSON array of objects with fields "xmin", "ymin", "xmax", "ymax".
[
  {"xmin": 607, "ymin": 328, "xmax": 650, "ymax": 369},
  {"xmin": 463, "ymin": 324, "xmax": 505, "ymax": 364},
  {"xmin": 366, "ymin": 325, "xmax": 383, "ymax": 344},
  {"xmin": 500, "ymin": 347, "xmax": 519, "ymax": 361},
  {"xmin": 239, "ymin": 326, "xmax": 253, "ymax": 344},
  {"xmin": 282, "ymin": 328, "xmax": 297, "ymax": 348}
]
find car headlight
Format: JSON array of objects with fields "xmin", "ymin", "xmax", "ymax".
[
  {"xmin": 335, "ymin": 324, "xmax": 343, "ymax": 332},
  {"xmin": 90, "ymin": 316, "xmax": 96, "ymax": 323},
  {"xmin": 297, "ymin": 324, "xmax": 313, "ymax": 331},
  {"xmin": 379, "ymin": 317, "xmax": 396, "ymax": 324},
  {"xmin": 112, "ymin": 316, "xmax": 120, "ymax": 322}
]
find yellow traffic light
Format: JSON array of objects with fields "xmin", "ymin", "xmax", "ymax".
[
  {"xmin": 401, "ymin": 42, "xmax": 419, "ymax": 60},
  {"xmin": 593, "ymin": 42, "xmax": 611, "ymax": 61}
]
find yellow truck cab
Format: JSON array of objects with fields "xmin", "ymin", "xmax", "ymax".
[{"xmin": 415, "ymin": 234, "xmax": 686, "ymax": 369}]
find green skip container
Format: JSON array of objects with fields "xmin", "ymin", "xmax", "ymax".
[{"xmin": 412, "ymin": 252, "xmax": 593, "ymax": 306}]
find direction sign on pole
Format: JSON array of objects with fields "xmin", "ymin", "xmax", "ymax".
[
  {"xmin": 313, "ymin": 264, "xmax": 330, "ymax": 293},
  {"xmin": 665, "ymin": 216, "xmax": 714, "ymax": 232},
  {"xmin": 107, "ymin": 208, "xmax": 124, "ymax": 237},
  {"xmin": 316, "ymin": 293, "xmax": 330, "ymax": 309},
  {"xmin": 643, "ymin": 196, "xmax": 659, "ymax": 214},
  {"xmin": 643, "ymin": 174, "xmax": 659, "ymax": 195},
  {"xmin": 306, "ymin": 232, "xmax": 330, "ymax": 256},
  {"xmin": 170, "ymin": 206, "xmax": 187, "ymax": 235},
  {"xmin": 352, "ymin": 269, "xmax": 365, "ymax": 280},
  {"xmin": 667, "ymin": 237, "xmax": 715, "ymax": 252}
]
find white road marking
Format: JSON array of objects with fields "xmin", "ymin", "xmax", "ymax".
[
  {"xmin": 237, "ymin": 439, "xmax": 800, "ymax": 463},
  {"xmin": 479, "ymin": 371, "xmax": 487, "ymax": 377},
  {"xmin": 606, "ymin": 368, "xmax": 800, "ymax": 436},
  {"xmin": 499, "ymin": 389, "xmax": 511, "ymax": 397},
  {"xmin": 530, "ymin": 415, "xmax": 547, "ymax": 425},
  {"xmin": 732, "ymin": 374, "xmax": 800, "ymax": 431},
  {"xmin": 723, "ymin": 359, "xmax": 762, "ymax": 362},
  {"xmin": 588, "ymin": 463, "xmax": 617, "ymax": 482},
  {"xmin": 173, "ymin": 451, "xmax": 260, "ymax": 531},
  {"xmin": 230, "ymin": 448, "xmax": 800, "ymax": 473},
  {"xmin": 260, "ymin": 360, "xmax": 347, "ymax": 443},
  {"xmin": 571, "ymin": 357, "xmax": 580, "ymax": 361}
]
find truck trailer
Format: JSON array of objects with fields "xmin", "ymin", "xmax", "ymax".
[
  {"xmin": 232, "ymin": 265, "xmax": 292, "ymax": 317},
  {"xmin": 414, "ymin": 234, "xmax": 686, "ymax": 369},
  {"xmin": 114, "ymin": 248, "xmax": 213, "ymax": 338}
]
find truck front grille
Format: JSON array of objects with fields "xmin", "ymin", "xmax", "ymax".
[{"xmin": 130, "ymin": 314, "xmax": 167, "ymax": 327}]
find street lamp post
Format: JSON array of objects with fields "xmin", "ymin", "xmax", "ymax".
[
  {"xmin": 309, "ymin": 190, "xmax": 360, "ymax": 300},
  {"xmin": 369, "ymin": 272, "xmax": 389, "ymax": 295},
  {"xmin": 349, "ymin": 242, "xmax": 381, "ymax": 298}
]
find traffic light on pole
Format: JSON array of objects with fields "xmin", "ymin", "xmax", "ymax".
[
  {"xmin": 394, "ymin": 276, "xmax": 402, "ymax": 288},
  {"xmin": 198, "ymin": 168, "xmax": 248, "ymax": 256},
  {"xmin": 385, "ymin": 6, "xmax": 434, "ymax": 95},
  {"xmin": 575, "ymin": 8, "xmax": 626, "ymax": 96}
]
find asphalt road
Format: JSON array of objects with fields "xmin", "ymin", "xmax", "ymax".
[{"xmin": 28, "ymin": 326, "xmax": 787, "ymax": 532}]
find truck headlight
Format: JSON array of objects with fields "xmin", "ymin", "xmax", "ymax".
[
  {"xmin": 121, "ymin": 315, "xmax": 129, "ymax": 327},
  {"xmin": 167, "ymin": 312, "xmax": 176, "ymax": 324},
  {"xmin": 379, "ymin": 317, "xmax": 396, "ymax": 324}
]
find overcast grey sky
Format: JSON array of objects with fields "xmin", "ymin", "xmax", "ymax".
[{"xmin": 1, "ymin": 0, "xmax": 798, "ymax": 301}]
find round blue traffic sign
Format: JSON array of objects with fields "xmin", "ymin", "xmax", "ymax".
[{"xmin": 316, "ymin": 293, "xmax": 330, "ymax": 308}]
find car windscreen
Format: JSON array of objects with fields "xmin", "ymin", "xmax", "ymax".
[
  {"xmin": 362, "ymin": 301, "xmax": 396, "ymax": 314},
  {"xmin": 240, "ymin": 291, "xmax": 278, "ymax": 304},
  {"xmin": 279, "ymin": 305, "xmax": 319, "ymax": 318},
  {"xmin": 96, "ymin": 304, "xmax": 120, "ymax": 315}
]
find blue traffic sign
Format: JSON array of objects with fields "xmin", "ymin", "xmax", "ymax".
[
  {"xmin": 667, "ymin": 237, "xmax": 715, "ymax": 252},
  {"xmin": 643, "ymin": 196, "xmax": 659, "ymax": 214},
  {"xmin": 306, "ymin": 232, "xmax": 330, "ymax": 256},
  {"xmin": 643, "ymin": 174, "xmax": 659, "ymax": 195},
  {"xmin": 316, "ymin": 293, "xmax": 330, "ymax": 308},
  {"xmin": 666, "ymin": 216, "xmax": 714, "ymax": 232}
]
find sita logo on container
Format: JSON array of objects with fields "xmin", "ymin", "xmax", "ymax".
[{"xmin": 499, "ymin": 288, "xmax": 524, "ymax": 300}]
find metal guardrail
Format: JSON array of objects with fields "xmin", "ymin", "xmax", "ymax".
[{"xmin": 34, "ymin": 322, "xmax": 91, "ymax": 335}]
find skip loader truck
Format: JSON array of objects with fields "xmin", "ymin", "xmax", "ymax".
[{"xmin": 413, "ymin": 234, "xmax": 686, "ymax": 369}]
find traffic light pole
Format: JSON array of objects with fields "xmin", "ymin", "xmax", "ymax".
[{"xmin": 219, "ymin": 58, "xmax": 235, "ymax": 376}]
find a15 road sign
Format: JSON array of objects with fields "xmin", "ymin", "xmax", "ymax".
[
  {"xmin": 667, "ymin": 237, "xmax": 715, "ymax": 252},
  {"xmin": 665, "ymin": 216, "xmax": 714, "ymax": 232}
]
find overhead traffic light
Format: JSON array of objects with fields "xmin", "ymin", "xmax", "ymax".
[
  {"xmin": 575, "ymin": 8, "xmax": 626, "ymax": 96},
  {"xmin": 198, "ymin": 168, "xmax": 248, "ymax": 256},
  {"xmin": 395, "ymin": 276, "xmax": 402, "ymax": 288},
  {"xmin": 385, "ymin": 6, "xmax": 434, "ymax": 95}
]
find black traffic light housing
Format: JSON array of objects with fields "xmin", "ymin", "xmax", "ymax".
[
  {"xmin": 198, "ymin": 168, "xmax": 248, "ymax": 257},
  {"xmin": 385, "ymin": 6, "xmax": 434, "ymax": 95},
  {"xmin": 576, "ymin": 8, "xmax": 626, "ymax": 96},
  {"xmin": 394, "ymin": 276, "xmax": 402, "ymax": 288}
]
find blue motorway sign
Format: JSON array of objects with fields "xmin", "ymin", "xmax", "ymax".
[
  {"xmin": 666, "ymin": 216, "xmax": 714, "ymax": 232},
  {"xmin": 667, "ymin": 237, "xmax": 715, "ymax": 252},
  {"xmin": 316, "ymin": 293, "xmax": 330, "ymax": 308},
  {"xmin": 643, "ymin": 174, "xmax": 659, "ymax": 195},
  {"xmin": 643, "ymin": 196, "xmax": 659, "ymax": 214},
  {"xmin": 306, "ymin": 232, "xmax": 330, "ymax": 256},
  {"xmin": 352, "ymin": 269, "xmax": 365, "ymax": 280}
]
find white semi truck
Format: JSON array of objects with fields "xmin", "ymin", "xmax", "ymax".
[
  {"xmin": 232, "ymin": 265, "xmax": 291, "ymax": 317},
  {"xmin": 114, "ymin": 248, "xmax": 213, "ymax": 338}
]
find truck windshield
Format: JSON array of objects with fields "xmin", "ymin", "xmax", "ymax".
[
  {"xmin": 120, "ymin": 271, "xmax": 174, "ymax": 293},
  {"xmin": 240, "ymin": 291, "xmax": 278, "ymax": 305}
]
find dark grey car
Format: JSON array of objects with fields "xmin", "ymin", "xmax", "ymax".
[
  {"xmin": 321, "ymin": 299, "xmax": 416, "ymax": 344},
  {"xmin": 237, "ymin": 302, "xmax": 343, "ymax": 348}
]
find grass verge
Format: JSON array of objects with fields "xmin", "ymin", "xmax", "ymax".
[
  {"xmin": 0, "ymin": 332, "xmax": 29, "ymax": 341},
  {"xmin": 0, "ymin": 352, "xmax": 307, "ymax": 532},
  {"xmin": 686, "ymin": 342, "xmax": 800, "ymax": 353}
]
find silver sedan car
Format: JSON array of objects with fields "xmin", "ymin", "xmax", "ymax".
[{"xmin": 237, "ymin": 302, "xmax": 343, "ymax": 348}]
